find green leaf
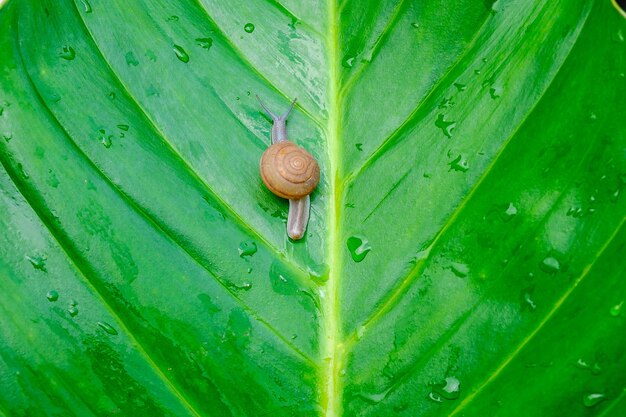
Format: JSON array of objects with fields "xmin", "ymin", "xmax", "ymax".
[{"xmin": 1, "ymin": 0, "xmax": 625, "ymax": 416}]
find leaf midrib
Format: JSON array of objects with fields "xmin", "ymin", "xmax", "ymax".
[{"xmin": 320, "ymin": 0, "xmax": 343, "ymax": 414}]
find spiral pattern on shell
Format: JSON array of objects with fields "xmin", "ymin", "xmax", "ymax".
[{"xmin": 260, "ymin": 141, "xmax": 320, "ymax": 199}]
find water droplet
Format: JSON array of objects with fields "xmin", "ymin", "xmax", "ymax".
[
  {"xmin": 454, "ymin": 83, "xmax": 466, "ymax": 91},
  {"xmin": 27, "ymin": 255, "xmax": 46, "ymax": 271},
  {"xmin": 450, "ymin": 262, "xmax": 469, "ymax": 278},
  {"xmin": 97, "ymin": 321, "xmax": 118, "ymax": 335},
  {"xmin": 431, "ymin": 377, "xmax": 461, "ymax": 400},
  {"xmin": 523, "ymin": 291, "xmax": 536, "ymax": 310},
  {"xmin": 358, "ymin": 387, "xmax": 392, "ymax": 404},
  {"xmin": 17, "ymin": 163, "xmax": 29, "ymax": 179},
  {"xmin": 439, "ymin": 98, "xmax": 454, "ymax": 109},
  {"xmin": 576, "ymin": 358, "xmax": 590, "ymax": 369},
  {"xmin": 101, "ymin": 135, "xmax": 112, "ymax": 148},
  {"xmin": 355, "ymin": 143, "xmax": 363, "ymax": 151},
  {"xmin": 146, "ymin": 85, "xmax": 160, "ymax": 96},
  {"xmin": 238, "ymin": 241, "xmax": 257, "ymax": 258},
  {"xmin": 144, "ymin": 49, "xmax": 157, "ymax": 62},
  {"xmin": 610, "ymin": 301, "xmax": 623, "ymax": 316},
  {"xmin": 117, "ymin": 124, "xmax": 129, "ymax": 131},
  {"xmin": 288, "ymin": 17, "xmax": 299, "ymax": 29},
  {"xmin": 346, "ymin": 236, "xmax": 371, "ymax": 262},
  {"xmin": 540, "ymin": 256, "xmax": 560, "ymax": 273},
  {"xmin": 80, "ymin": 0, "xmax": 92, "ymax": 13},
  {"xmin": 583, "ymin": 393, "xmax": 606, "ymax": 407},
  {"xmin": 195, "ymin": 37, "xmax": 213, "ymax": 49},
  {"xmin": 474, "ymin": 69, "xmax": 481, "ymax": 75},
  {"xmin": 435, "ymin": 114, "xmax": 456, "ymax": 138},
  {"xmin": 165, "ymin": 15, "xmax": 179, "ymax": 22},
  {"xmin": 448, "ymin": 155, "xmax": 469, "ymax": 172},
  {"xmin": 173, "ymin": 45, "xmax": 189, "ymax": 63},
  {"xmin": 489, "ymin": 87, "xmax": 502, "ymax": 99},
  {"xmin": 567, "ymin": 207, "xmax": 585, "ymax": 218},
  {"xmin": 46, "ymin": 290, "xmax": 59, "ymax": 302},
  {"xmin": 125, "ymin": 51, "xmax": 139, "ymax": 66},
  {"xmin": 502, "ymin": 202, "xmax": 518, "ymax": 221},
  {"xmin": 356, "ymin": 325, "xmax": 366, "ymax": 340},
  {"xmin": 342, "ymin": 55, "xmax": 355, "ymax": 68},
  {"xmin": 577, "ymin": 359, "xmax": 602, "ymax": 375},
  {"xmin": 59, "ymin": 46, "xmax": 76, "ymax": 60},
  {"xmin": 411, "ymin": 22, "xmax": 420, "ymax": 28},
  {"xmin": 68, "ymin": 305, "xmax": 78, "ymax": 317},
  {"xmin": 233, "ymin": 282, "xmax": 253, "ymax": 291},
  {"xmin": 428, "ymin": 392, "xmax": 443, "ymax": 403},
  {"xmin": 591, "ymin": 363, "xmax": 603, "ymax": 375},
  {"xmin": 244, "ymin": 23, "xmax": 255, "ymax": 33}
]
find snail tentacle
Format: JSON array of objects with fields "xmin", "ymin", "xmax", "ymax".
[
  {"xmin": 256, "ymin": 96, "xmax": 298, "ymax": 143},
  {"xmin": 256, "ymin": 95, "xmax": 278, "ymax": 120},
  {"xmin": 279, "ymin": 98, "xmax": 298, "ymax": 120},
  {"xmin": 287, "ymin": 196, "xmax": 310, "ymax": 240}
]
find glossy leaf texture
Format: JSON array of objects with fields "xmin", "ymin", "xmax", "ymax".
[{"xmin": 0, "ymin": 0, "xmax": 625, "ymax": 416}]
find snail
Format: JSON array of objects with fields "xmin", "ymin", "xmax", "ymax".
[{"xmin": 257, "ymin": 96, "xmax": 320, "ymax": 240}]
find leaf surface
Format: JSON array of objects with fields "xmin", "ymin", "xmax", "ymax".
[{"xmin": 0, "ymin": 0, "xmax": 625, "ymax": 416}]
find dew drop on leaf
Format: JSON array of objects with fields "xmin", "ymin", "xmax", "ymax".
[
  {"xmin": 101, "ymin": 135, "xmax": 112, "ymax": 148},
  {"xmin": 195, "ymin": 37, "xmax": 213, "ymax": 50},
  {"xmin": 125, "ymin": 51, "xmax": 139, "ymax": 66},
  {"xmin": 427, "ymin": 392, "xmax": 443, "ymax": 403},
  {"xmin": 97, "ymin": 321, "xmax": 118, "ymax": 335},
  {"xmin": 489, "ymin": 86, "xmax": 502, "ymax": 99},
  {"xmin": 79, "ymin": 0, "xmax": 92, "ymax": 13},
  {"xmin": 346, "ymin": 236, "xmax": 371, "ymax": 262},
  {"xmin": 173, "ymin": 45, "xmax": 190, "ymax": 63},
  {"xmin": 59, "ymin": 46, "xmax": 76, "ymax": 60},
  {"xmin": 358, "ymin": 387, "xmax": 391, "ymax": 404},
  {"xmin": 68, "ymin": 305, "xmax": 78, "ymax": 317},
  {"xmin": 450, "ymin": 262, "xmax": 469, "ymax": 278},
  {"xmin": 46, "ymin": 290, "xmax": 59, "ymax": 302},
  {"xmin": 540, "ymin": 256, "xmax": 560, "ymax": 273},
  {"xmin": 356, "ymin": 325, "xmax": 366, "ymax": 340},
  {"xmin": 26, "ymin": 255, "xmax": 46, "ymax": 271},
  {"xmin": 244, "ymin": 23, "xmax": 255, "ymax": 33},
  {"xmin": 582, "ymin": 393, "xmax": 606, "ymax": 407},
  {"xmin": 238, "ymin": 241, "xmax": 257, "ymax": 258},
  {"xmin": 342, "ymin": 55, "xmax": 355, "ymax": 68},
  {"xmin": 454, "ymin": 82, "xmax": 467, "ymax": 91},
  {"xmin": 435, "ymin": 114, "xmax": 456, "ymax": 138},
  {"xmin": 17, "ymin": 163, "xmax": 29, "ymax": 179},
  {"xmin": 610, "ymin": 301, "xmax": 623, "ymax": 316},
  {"xmin": 448, "ymin": 155, "xmax": 469, "ymax": 172},
  {"xmin": 501, "ymin": 202, "xmax": 518, "ymax": 221},
  {"xmin": 431, "ymin": 376, "xmax": 461, "ymax": 400},
  {"xmin": 439, "ymin": 98, "xmax": 454, "ymax": 109}
]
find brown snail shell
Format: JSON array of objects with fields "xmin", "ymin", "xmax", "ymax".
[{"xmin": 260, "ymin": 141, "xmax": 320, "ymax": 199}]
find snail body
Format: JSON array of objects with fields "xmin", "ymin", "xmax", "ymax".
[{"xmin": 257, "ymin": 96, "xmax": 319, "ymax": 240}]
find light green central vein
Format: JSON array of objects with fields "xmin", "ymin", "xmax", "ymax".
[{"xmin": 321, "ymin": 0, "xmax": 343, "ymax": 415}]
